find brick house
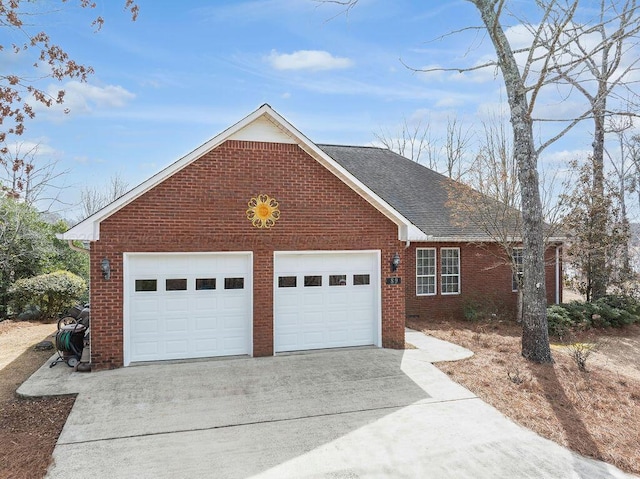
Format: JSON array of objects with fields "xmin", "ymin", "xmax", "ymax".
[{"xmin": 62, "ymin": 104, "xmax": 563, "ymax": 370}]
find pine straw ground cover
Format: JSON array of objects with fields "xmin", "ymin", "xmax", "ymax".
[
  {"xmin": 407, "ymin": 318, "xmax": 640, "ymax": 476},
  {"xmin": 0, "ymin": 321, "xmax": 76, "ymax": 479}
]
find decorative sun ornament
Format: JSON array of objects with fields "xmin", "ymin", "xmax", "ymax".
[{"xmin": 246, "ymin": 194, "xmax": 280, "ymax": 228}]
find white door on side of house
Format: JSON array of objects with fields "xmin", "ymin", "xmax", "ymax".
[
  {"xmin": 124, "ymin": 252, "xmax": 252, "ymax": 365},
  {"xmin": 274, "ymin": 251, "xmax": 380, "ymax": 353}
]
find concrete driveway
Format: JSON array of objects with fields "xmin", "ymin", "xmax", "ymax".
[{"xmin": 20, "ymin": 346, "xmax": 636, "ymax": 478}]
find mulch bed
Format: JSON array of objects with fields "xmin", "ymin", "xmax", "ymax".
[
  {"xmin": 0, "ymin": 336, "xmax": 75, "ymax": 479},
  {"xmin": 408, "ymin": 317, "xmax": 640, "ymax": 475}
]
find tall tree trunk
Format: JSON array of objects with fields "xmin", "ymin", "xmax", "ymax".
[
  {"xmin": 591, "ymin": 100, "xmax": 608, "ymax": 300},
  {"xmin": 471, "ymin": 0, "xmax": 552, "ymax": 363}
]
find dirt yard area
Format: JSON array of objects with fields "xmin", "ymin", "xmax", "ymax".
[
  {"xmin": 407, "ymin": 317, "xmax": 640, "ymax": 476},
  {"xmin": 0, "ymin": 320, "xmax": 75, "ymax": 479}
]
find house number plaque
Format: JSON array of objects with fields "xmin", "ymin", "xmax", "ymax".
[{"xmin": 386, "ymin": 277, "xmax": 402, "ymax": 285}]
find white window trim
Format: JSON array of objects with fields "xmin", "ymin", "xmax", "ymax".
[
  {"xmin": 512, "ymin": 247, "xmax": 524, "ymax": 292},
  {"xmin": 416, "ymin": 247, "xmax": 437, "ymax": 296},
  {"xmin": 440, "ymin": 247, "xmax": 461, "ymax": 295}
]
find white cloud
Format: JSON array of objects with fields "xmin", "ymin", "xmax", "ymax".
[
  {"xmin": 62, "ymin": 81, "xmax": 135, "ymax": 112},
  {"xmin": 38, "ymin": 81, "xmax": 135, "ymax": 116},
  {"xmin": 266, "ymin": 50, "xmax": 353, "ymax": 71},
  {"xmin": 435, "ymin": 96, "xmax": 464, "ymax": 108},
  {"xmin": 2, "ymin": 140, "xmax": 58, "ymax": 158},
  {"xmin": 542, "ymin": 149, "xmax": 592, "ymax": 164}
]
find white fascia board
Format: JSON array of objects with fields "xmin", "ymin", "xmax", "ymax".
[
  {"xmin": 408, "ymin": 234, "xmax": 566, "ymax": 244},
  {"xmin": 62, "ymin": 104, "xmax": 413, "ymax": 242}
]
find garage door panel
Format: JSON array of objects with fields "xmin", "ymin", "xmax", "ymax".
[
  {"xmin": 303, "ymin": 331, "xmax": 324, "ymax": 346},
  {"xmin": 194, "ymin": 296, "xmax": 218, "ymax": 311},
  {"xmin": 132, "ymin": 297, "xmax": 159, "ymax": 313},
  {"xmin": 328, "ymin": 329, "xmax": 348, "ymax": 342},
  {"xmin": 276, "ymin": 333, "xmax": 298, "ymax": 349},
  {"xmin": 165, "ymin": 339, "xmax": 189, "ymax": 354},
  {"xmin": 165, "ymin": 299, "xmax": 190, "ymax": 314},
  {"xmin": 194, "ymin": 317, "xmax": 218, "ymax": 331},
  {"xmin": 194, "ymin": 338, "xmax": 218, "ymax": 352},
  {"xmin": 132, "ymin": 318, "xmax": 160, "ymax": 334},
  {"xmin": 327, "ymin": 311, "xmax": 348, "ymax": 324},
  {"xmin": 165, "ymin": 318, "xmax": 188, "ymax": 332},
  {"xmin": 326, "ymin": 295, "xmax": 348, "ymax": 309},
  {"xmin": 277, "ymin": 312, "xmax": 298, "ymax": 327},
  {"xmin": 274, "ymin": 252, "xmax": 379, "ymax": 353},
  {"xmin": 133, "ymin": 340, "xmax": 159, "ymax": 357},
  {"xmin": 127, "ymin": 253, "xmax": 251, "ymax": 364},
  {"xmin": 302, "ymin": 311, "xmax": 324, "ymax": 325},
  {"xmin": 224, "ymin": 336, "xmax": 248, "ymax": 352},
  {"xmin": 303, "ymin": 294, "xmax": 324, "ymax": 307},
  {"xmin": 351, "ymin": 326, "xmax": 374, "ymax": 341}
]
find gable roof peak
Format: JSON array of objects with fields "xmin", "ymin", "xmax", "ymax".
[{"xmin": 60, "ymin": 105, "xmax": 413, "ymax": 242}]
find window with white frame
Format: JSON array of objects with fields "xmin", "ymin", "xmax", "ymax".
[
  {"xmin": 416, "ymin": 248, "xmax": 436, "ymax": 295},
  {"xmin": 440, "ymin": 248, "xmax": 460, "ymax": 294},
  {"xmin": 512, "ymin": 247, "xmax": 524, "ymax": 292}
]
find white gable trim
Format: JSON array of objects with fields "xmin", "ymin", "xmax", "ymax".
[{"xmin": 60, "ymin": 104, "xmax": 413, "ymax": 242}]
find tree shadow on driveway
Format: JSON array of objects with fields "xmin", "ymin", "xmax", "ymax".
[{"xmin": 42, "ymin": 348, "xmax": 635, "ymax": 478}]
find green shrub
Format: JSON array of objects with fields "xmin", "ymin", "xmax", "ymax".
[
  {"xmin": 546, "ymin": 294, "xmax": 640, "ymax": 335},
  {"xmin": 557, "ymin": 301, "xmax": 596, "ymax": 329},
  {"xmin": 546, "ymin": 304, "xmax": 573, "ymax": 338},
  {"xmin": 8, "ymin": 270, "xmax": 87, "ymax": 320},
  {"xmin": 596, "ymin": 295, "xmax": 640, "ymax": 327}
]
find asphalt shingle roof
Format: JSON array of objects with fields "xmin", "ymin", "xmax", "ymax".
[{"xmin": 318, "ymin": 144, "xmax": 493, "ymax": 239}]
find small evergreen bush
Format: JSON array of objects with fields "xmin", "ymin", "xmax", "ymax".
[
  {"xmin": 546, "ymin": 294, "xmax": 640, "ymax": 335},
  {"xmin": 9, "ymin": 270, "xmax": 87, "ymax": 320},
  {"xmin": 546, "ymin": 304, "xmax": 573, "ymax": 338}
]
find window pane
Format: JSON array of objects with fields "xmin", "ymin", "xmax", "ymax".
[
  {"xmin": 166, "ymin": 278, "xmax": 187, "ymax": 291},
  {"xmin": 304, "ymin": 275, "xmax": 322, "ymax": 287},
  {"xmin": 278, "ymin": 276, "xmax": 297, "ymax": 288},
  {"xmin": 441, "ymin": 277, "xmax": 458, "ymax": 293},
  {"xmin": 196, "ymin": 278, "xmax": 216, "ymax": 290},
  {"xmin": 135, "ymin": 279, "xmax": 157, "ymax": 292},
  {"xmin": 224, "ymin": 277, "xmax": 244, "ymax": 289},
  {"xmin": 353, "ymin": 274, "xmax": 370, "ymax": 286},
  {"xmin": 512, "ymin": 248, "xmax": 524, "ymax": 291},
  {"xmin": 417, "ymin": 276, "xmax": 435, "ymax": 295},
  {"xmin": 416, "ymin": 248, "xmax": 436, "ymax": 296},
  {"xmin": 441, "ymin": 248, "xmax": 460, "ymax": 294},
  {"xmin": 329, "ymin": 275, "xmax": 347, "ymax": 286}
]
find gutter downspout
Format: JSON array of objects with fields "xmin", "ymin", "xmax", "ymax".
[
  {"xmin": 67, "ymin": 240, "xmax": 90, "ymax": 255},
  {"xmin": 555, "ymin": 245, "xmax": 561, "ymax": 304}
]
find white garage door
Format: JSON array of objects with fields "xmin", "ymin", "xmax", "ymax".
[
  {"xmin": 125, "ymin": 253, "xmax": 252, "ymax": 365},
  {"xmin": 274, "ymin": 251, "xmax": 380, "ymax": 353}
]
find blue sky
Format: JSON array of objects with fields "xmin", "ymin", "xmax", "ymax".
[{"xmin": 4, "ymin": 0, "xmax": 623, "ymax": 219}]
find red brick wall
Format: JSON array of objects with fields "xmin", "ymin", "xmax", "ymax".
[
  {"xmin": 405, "ymin": 242, "xmax": 561, "ymax": 321},
  {"xmin": 90, "ymin": 140, "xmax": 405, "ymax": 369}
]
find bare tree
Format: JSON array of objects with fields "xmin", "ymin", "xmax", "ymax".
[
  {"xmin": 376, "ymin": 116, "xmax": 472, "ymax": 179},
  {"xmin": 605, "ymin": 117, "xmax": 635, "ymax": 279},
  {"xmin": 448, "ymin": 114, "xmax": 565, "ymax": 323},
  {"xmin": 79, "ymin": 173, "xmax": 129, "ymax": 220},
  {"xmin": 545, "ymin": 0, "xmax": 640, "ymax": 299},
  {"xmin": 562, "ymin": 157, "xmax": 630, "ymax": 299},
  {"xmin": 0, "ymin": 1, "xmax": 138, "ymax": 145},
  {"xmin": 0, "ymin": 142, "xmax": 69, "ymax": 210},
  {"xmin": 444, "ymin": 117, "xmax": 473, "ymax": 180},
  {"xmin": 374, "ymin": 117, "xmax": 432, "ymax": 164},
  {"xmin": 320, "ymin": 0, "xmax": 640, "ymax": 362}
]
